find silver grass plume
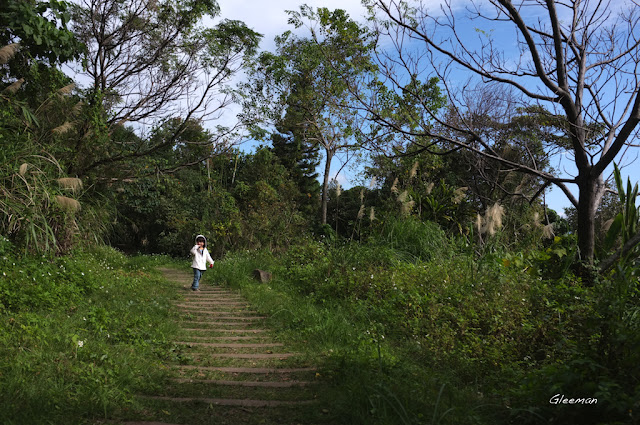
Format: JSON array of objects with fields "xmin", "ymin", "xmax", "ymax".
[
  {"xmin": 52, "ymin": 122, "xmax": 74, "ymax": 134},
  {"xmin": 542, "ymin": 223, "xmax": 555, "ymax": 239},
  {"xmin": 409, "ymin": 161, "xmax": 419, "ymax": 180},
  {"xmin": 532, "ymin": 212, "xmax": 542, "ymax": 228},
  {"xmin": 57, "ymin": 83, "xmax": 75, "ymax": 96},
  {"xmin": 390, "ymin": 178, "xmax": 399, "ymax": 194},
  {"xmin": 55, "ymin": 195, "xmax": 81, "ymax": 212},
  {"xmin": 57, "ymin": 178, "xmax": 83, "ymax": 192},
  {"xmin": 401, "ymin": 200, "xmax": 415, "ymax": 217},
  {"xmin": 425, "ymin": 181, "xmax": 434, "ymax": 195},
  {"xmin": 3, "ymin": 78, "xmax": 24, "ymax": 94},
  {"xmin": 484, "ymin": 202, "xmax": 504, "ymax": 236},
  {"xmin": 0, "ymin": 43, "xmax": 20, "ymax": 65},
  {"xmin": 475, "ymin": 213, "xmax": 484, "ymax": 234},
  {"xmin": 357, "ymin": 204, "xmax": 365, "ymax": 219},
  {"xmin": 452, "ymin": 187, "xmax": 468, "ymax": 204},
  {"xmin": 369, "ymin": 206, "xmax": 375, "ymax": 221}
]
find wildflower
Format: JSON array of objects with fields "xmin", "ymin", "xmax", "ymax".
[{"xmin": 77, "ymin": 340, "xmax": 84, "ymax": 348}]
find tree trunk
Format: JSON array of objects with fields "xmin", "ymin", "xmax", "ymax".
[
  {"xmin": 321, "ymin": 149, "xmax": 334, "ymax": 226},
  {"xmin": 576, "ymin": 171, "xmax": 605, "ymax": 266}
]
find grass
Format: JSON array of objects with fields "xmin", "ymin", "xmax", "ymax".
[
  {"xmin": 204, "ymin": 231, "xmax": 637, "ymax": 425},
  {"xmin": 1, "ymin": 226, "xmax": 637, "ymax": 424},
  {"xmin": 0, "ymin": 243, "xmax": 181, "ymax": 424},
  {"xmin": 206, "ymin": 243, "xmax": 511, "ymax": 425}
]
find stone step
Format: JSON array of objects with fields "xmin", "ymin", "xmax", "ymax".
[
  {"xmin": 181, "ymin": 328, "xmax": 266, "ymax": 333},
  {"xmin": 141, "ymin": 395, "xmax": 315, "ymax": 407},
  {"xmin": 180, "ymin": 321, "xmax": 258, "ymax": 327},
  {"xmin": 177, "ymin": 365, "xmax": 315, "ymax": 373},
  {"xmin": 175, "ymin": 341, "xmax": 284, "ymax": 348},
  {"xmin": 205, "ymin": 352, "xmax": 299, "ymax": 359},
  {"xmin": 177, "ymin": 310, "xmax": 263, "ymax": 316},
  {"xmin": 179, "ymin": 310, "xmax": 255, "ymax": 315},
  {"xmin": 177, "ymin": 315, "xmax": 266, "ymax": 321},
  {"xmin": 171, "ymin": 378, "xmax": 312, "ymax": 387},
  {"xmin": 176, "ymin": 303, "xmax": 250, "ymax": 308},
  {"xmin": 179, "ymin": 336, "xmax": 269, "ymax": 342}
]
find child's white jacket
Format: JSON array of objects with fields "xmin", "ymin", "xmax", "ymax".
[{"xmin": 190, "ymin": 234, "xmax": 215, "ymax": 270}]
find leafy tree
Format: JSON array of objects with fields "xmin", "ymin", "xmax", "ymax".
[
  {"xmin": 364, "ymin": 0, "xmax": 640, "ymax": 270},
  {"xmin": 69, "ymin": 0, "xmax": 261, "ymax": 176},
  {"xmin": 242, "ymin": 6, "xmax": 377, "ymax": 225}
]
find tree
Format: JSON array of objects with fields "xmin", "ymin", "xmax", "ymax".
[
  {"xmin": 271, "ymin": 104, "xmax": 322, "ymax": 220},
  {"xmin": 69, "ymin": 0, "xmax": 260, "ymax": 176},
  {"xmin": 363, "ymin": 0, "xmax": 640, "ymax": 268},
  {"xmin": 242, "ymin": 6, "xmax": 377, "ymax": 225}
]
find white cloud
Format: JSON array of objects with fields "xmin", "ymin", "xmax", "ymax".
[{"xmin": 216, "ymin": 0, "xmax": 370, "ymax": 51}]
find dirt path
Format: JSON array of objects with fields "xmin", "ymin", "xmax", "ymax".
[{"xmin": 115, "ymin": 268, "xmax": 332, "ymax": 425}]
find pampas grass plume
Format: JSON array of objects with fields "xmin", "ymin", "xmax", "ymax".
[
  {"xmin": 452, "ymin": 187, "xmax": 468, "ymax": 204},
  {"xmin": 391, "ymin": 178, "xmax": 399, "ymax": 194},
  {"xmin": 0, "ymin": 43, "xmax": 20, "ymax": 65},
  {"xmin": 4, "ymin": 78, "xmax": 24, "ymax": 94},
  {"xmin": 57, "ymin": 177, "xmax": 83, "ymax": 192},
  {"xmin": 57, "ymin": 83, "xmax": 75, "ymax": 95},
  {"xmin": 52, "ymin": 122, "xmax": 74, "ymax": 134},
  {"xmin": 542, "ymin": 223, "xmax": 555, "ymax": 239},
  {"xmin": 425, "ymin": 181, "xmax": 434, "ymax": 195},
  {"xmin": 409, "ymin": 161, "xmax": 419, "ymax": 179},
  {"xmin": 55, "ymin": 195, "xmax": 81, "ymax": 212}
]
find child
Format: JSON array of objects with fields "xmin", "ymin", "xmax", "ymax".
[{"xmin": 190, "ymin": 234, "xmax": 214, "ymax": 291}]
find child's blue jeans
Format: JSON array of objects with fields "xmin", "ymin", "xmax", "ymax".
[{"xmin": 192, "ymin": 268, "xmax": 204, "ymax": 290}]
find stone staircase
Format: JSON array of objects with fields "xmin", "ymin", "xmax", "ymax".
[{"xmin": 116, "ymin": 268, "xmax": 330, "ymax": 425}]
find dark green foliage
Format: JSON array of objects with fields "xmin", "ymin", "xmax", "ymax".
[
  {"xmin": 271, "ymin": 107, "xmax": 322, "ymax": 219},
  {"xmin": 0, "ymin": 0, "xmax": 83, "ymax": 67}
]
